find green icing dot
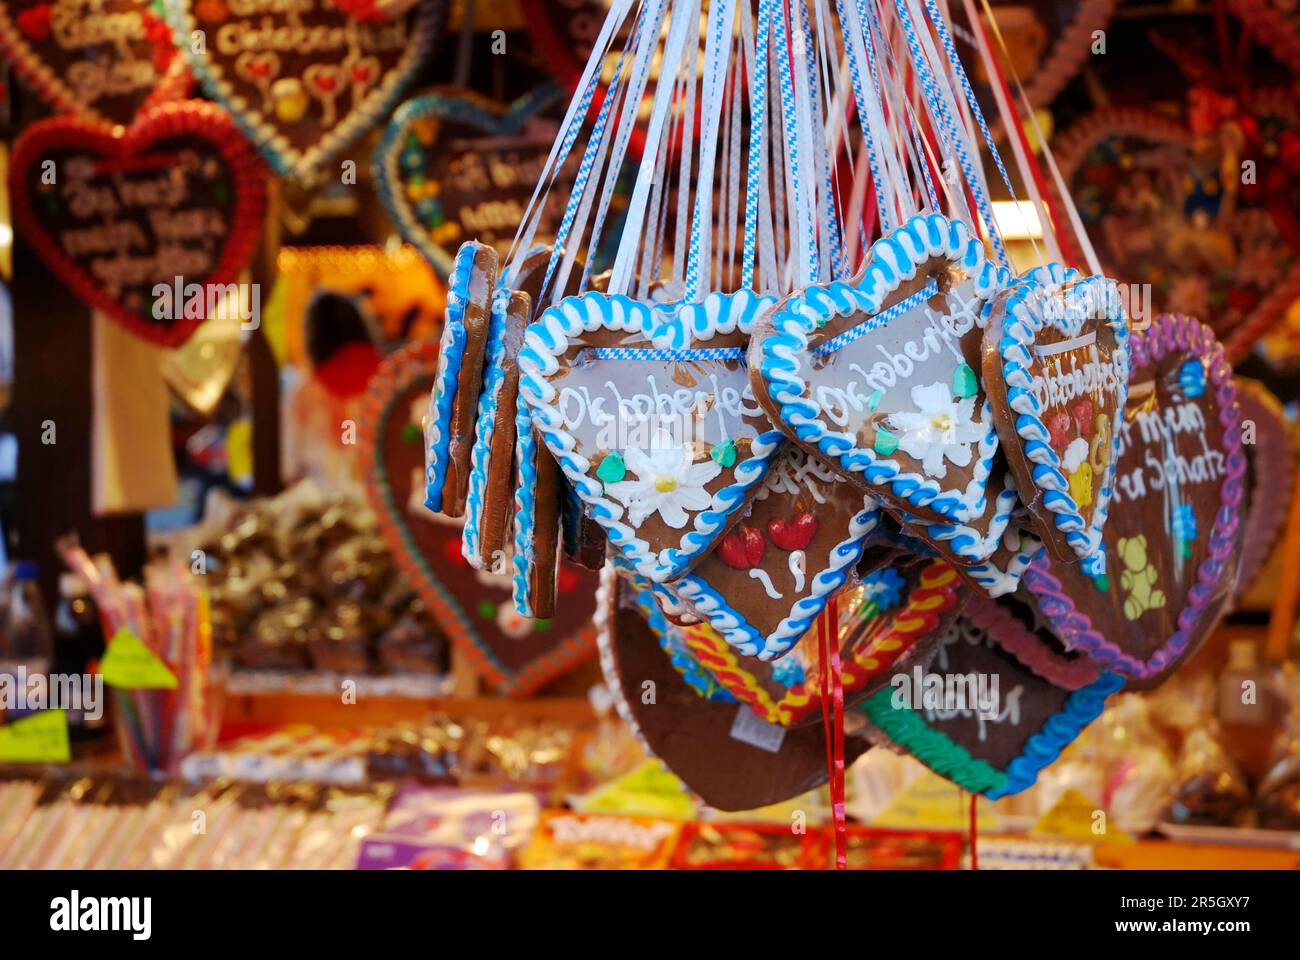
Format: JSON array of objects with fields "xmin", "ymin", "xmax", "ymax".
[
  {"xmin": 477, "ymin": 601, "xmax": 497, "ymax": 619},
  {"xmin": 874, "ymin": 427, "xmax": 900, "ymax": 456},
  {"xmin": 710, "ymin": 439, "xmax": 737, "ymax": 468},
  {"xmin": 534, "ymin": 619, "xmax": 553, "ymax": 633},
  {"xmin": 596, "ymin": 451, "xmax": 626, "ymax": 483},
  {"xmin": 401, "ymin": 423, "xmax": 422, "ymax": 445},
  {"xmin": 952, "ymin": 362, "xmax": 979, "ymax": 399},
  {"xmin": 867, "ymin": 388, "xmax": 884, "ymax": 411},
  {"xmin": 1092, "ymin": 574, "xmax": 1111, "ymax": 592}
]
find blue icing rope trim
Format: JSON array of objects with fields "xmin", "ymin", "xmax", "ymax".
[
  {"xmin": 424, "ymin": 242, "xmax": 482, "ymax": 513},
  {"xmin": 517, "ymin": 289, "xmax": 784, "ymax": 584},
  {"xmin": 754, "ymin": 213, "xmax": 1009, "ymax": 524},
  {"xmin": 994, "ymin": 263, "xmax": 1131, "ymax": 566},
  {"xmin": 511, "ymin": 392, "xmax": 541, "ymax": 617},
  {"xmin": 987, "ymin": 672, "xmax": 1126, "ymax": 799},
  {"xmin": 461, "ymin": 286, "xmax": 512, "ymax": 568}
]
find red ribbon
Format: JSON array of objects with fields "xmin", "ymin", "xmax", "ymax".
[{"xmin": 818, "ymin": 595, "xmax": 847, "ymax": 869}]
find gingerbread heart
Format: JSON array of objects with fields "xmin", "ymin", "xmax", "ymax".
[
  {"xmin": 424, "ymin": 240, "xmax": 498, "ymax": 516},
  {"xmin": 1021, "ymin": 313, "xmax": 1246, "ymax": 689},
  {"xmin": 519, "ymin": 289, "xmax": 784, "ymax": 583},
  {"xmin": 8, "ymin": 101, "xmax": 266, "ymax": 348},
  {"xmin": 0, "ymin": 0, "xmax": 191, "ymax": 126},
  {"xmin": 655, "ymin": 444, "xmax": 882, "ymax": 659},
  {"xmin": 982, "ymin": 262, "xmax": 1131, "ymax": 573},
  {"xmin": 358, "ymin": 339, "xmax": 597, "ymax": 695},
  {"xmin": 164, "ymin": 0, "xmax": 443, "ymax": 183},
  {"xmin": 861, "ymin": 611, "xmax": 1124, "ymax": 798},
  {"xmin": 750, "ymin": 213, "xmax": 1010, "ymax": 546},
  {"xmin": 676, "ymin": 560, "xmax": 967, "ymax": 727},
  {"xmin": 597, "ymin": 564, "xmax": 869, "ymax": 811},
  {"xmin": 373, "ymin": 85, "xmax": 569, "ymax": 276}
]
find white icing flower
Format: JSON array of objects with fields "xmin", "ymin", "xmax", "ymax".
[
  {"xmin": 1062, "ymin": 437, "xmax": 1089, "ymax": 472},
  {"xmin": 889, "ymin": 382, "xmax": 985, "ymax": 478},
  {"xmin": 604, "ymin": 437, "xmax": 721, "ymax": 528}
]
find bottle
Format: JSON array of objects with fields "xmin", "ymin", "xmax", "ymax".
[
  {"xmin": 0, "ymin": 561, "xmax": 53, "ymax": 720},
  {"xmin": 53, "ymin": 572, "xmax": 107, "ymax": 741}
]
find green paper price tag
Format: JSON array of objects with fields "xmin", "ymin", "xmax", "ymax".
[
  {"xmin": 0, "ymin": 710, "xmax": 71, "ymax": 763},
  {"xmin": 101, "ymin": 628, "xmax": 177, "ymax": 690}
]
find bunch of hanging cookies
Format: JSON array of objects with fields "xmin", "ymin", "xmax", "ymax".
[{"xmin": 420, "ymin": 225, "xmax": 1245, "ymax": 810}]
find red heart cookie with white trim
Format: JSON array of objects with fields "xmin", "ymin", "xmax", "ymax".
[{"xmin": 8, "ymin": 101, "xmax": 267, "ymax": 348}]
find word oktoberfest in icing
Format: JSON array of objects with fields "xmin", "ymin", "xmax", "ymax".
[
  {"xmin": 982, "ymin": 262, "xmax": 1131, "ymax": 573},
  {"xmin": 519, "ymin": 289, "xmax": 783, "ymax": 583},
  {"xmin": 751, "ymin": 213, "xmax": 1009, "ymax": 540},
  {"xmin": 1024, "ymin": 314, "xmax": 1245, "ymax": 688}
]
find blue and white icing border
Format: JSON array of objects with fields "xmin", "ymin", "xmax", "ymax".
[
  {"xmin": 511, "ymin": 392, "xmax": 543, "ymax": 617},
  {"xmin": 963, "ymin": 516, "xmax": 1046, "ymax": 599},
  {"xmin": 461, "ymin": 286, "xmax": 512, "ymax": 569},
  {"xmin": 899, "ymin": 473, "xmax": 1019, "ymax": 566},
  {"xmin": 753, "ymin": 213, "xmax": 1008, "ymax": 522},
  {"xmin": 662, "ymin": 485, "xmax": 882, "ymax": 661},
  {"xmin": 518, "ymin": 288, "xmax": 785, "ymax": 584},
  {"xmin": 993, "ymin": 263, "xmax": 1131, "ymax": 573},
  {"xmin": 425, "ymin": 241, "xmax": 487, "ymax": 513}
]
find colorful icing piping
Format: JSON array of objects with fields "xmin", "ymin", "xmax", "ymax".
[
  {"xmin": 461, "ymin": 286, "xmax": 511, "ymax": 570},
  {"xmin": 753, "ymin": 212, "xmax": 1008, "ymax": 524},
  {"xmin": 425, "ymin": 241, "xmax": 484, "ymax": 513},
  {"xmin": 862, "ymin": 670, "xmax": 1125, "ymax": 799},
  {"xmin": 962, "ymin": 595, "xmax": 1102, "ymax": 690},
  {"xmin": 373, "ymin": 87, "xmax": 564, "ymax": 276},
  {"xmin": 511, "ymin": 392, "xmax": 543, "ymax": 617},
  {"xmin": 518, "ymin": 288, "xmax": 784, "ymax": 584},
  {"xmin": 992, "ymin": 262, "xmax": 1131, "ymax": 572},
  {"xmin": 684, "ymin": 560, "xmax": 963, "ymax": 725},
  {"xmin": 1022, "ymin": 313, "xmax": 1246, "ymax": 679},
  {"xmin": 164, "ymin": 0, "xmax": 440, "ymax": 183}
]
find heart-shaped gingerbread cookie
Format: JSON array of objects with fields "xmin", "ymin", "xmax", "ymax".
[
  {"xmin": 653, "ymin": 444, "xmax": 882, "ymax": 659},
  {"xmin": 0, "ymin": 0, "xmax": 191, "ymax": 126},
  {"xmin": 598, "ymin": 564, "xmax": 870, "ymax": 811},
  {"xmin": 861, "ymin": 610, "xmax": 1124, "ymax": 798},
  {"xmin": 359, "ymin": 339, "xmax": 597, "ymax": 695},
  {"xmin": 982, "ymin": 262, "xmax": 1131, "ymax": 574},
  {"xmin": 164, "ymin": 0, "xmax": 442, "ymax": 183},
  {"xmin": 519, "ymin": 289, "xmax": 784, "ymax": 583},
  {"xmin": 373, "ymin": 86, "xmax": 568, "ymax": 276},
  {"xmin": 750, "ymin": 213, "xmax": 1009, "ymax": 546},
  {"xmin": 8, "ymin": 101, "xmax": 266, "ymax": 348},
  {"xmin": 1021, "ymin": 313, "xmax": 1246, "ymax": 689}
]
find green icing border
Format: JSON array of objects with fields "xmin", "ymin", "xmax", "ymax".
[{"xmin": 862, "ymin": 689, "xmax": 1010, "ymax": 796}]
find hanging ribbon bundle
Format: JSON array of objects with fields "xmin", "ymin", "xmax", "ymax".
[{"xmin": 418, "ymin": 0, "xmax": 1246, "ymax": 866}]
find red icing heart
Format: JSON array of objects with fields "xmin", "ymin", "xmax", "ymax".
[
  {"xmin": 1047, "ymin": 411, "xmax": 1072, "ymax": 450},
  {"xmin": 1071, "ymin": 398, "xmax": 1093, "ymax": 437},
  {"xmin": 768, "ymin": 513, "xmax": 817, "ymax": 552},
  {"xmin": 16, "ymin": 5, "xmax": 52, "ymax": 40},
  {"xmin": 247, "ymin": 59, "xmax": 273, "ymax": 78},
  {"xmin": 718, "ymin": 526, "xmax": 765, "ymax": 569},
  {"xmin": 312, "ymin": 73, "xmax": 338, "ymax": 92},
  {"xmin": 351, "ymin": 64, "xmax": 373, "ymax": 82},
  {"xmin": 8, "ymin": 101, "xmax": 267, "ymax": 348}
]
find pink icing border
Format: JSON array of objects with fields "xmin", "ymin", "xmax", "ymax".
[
  {"xmin": 1022, "ymin": 314, "xmax": 1246, "ymax": 680},
  {"xmin": 963, "ymin": 594, "xmax": 1101, "ymax": 691}
]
